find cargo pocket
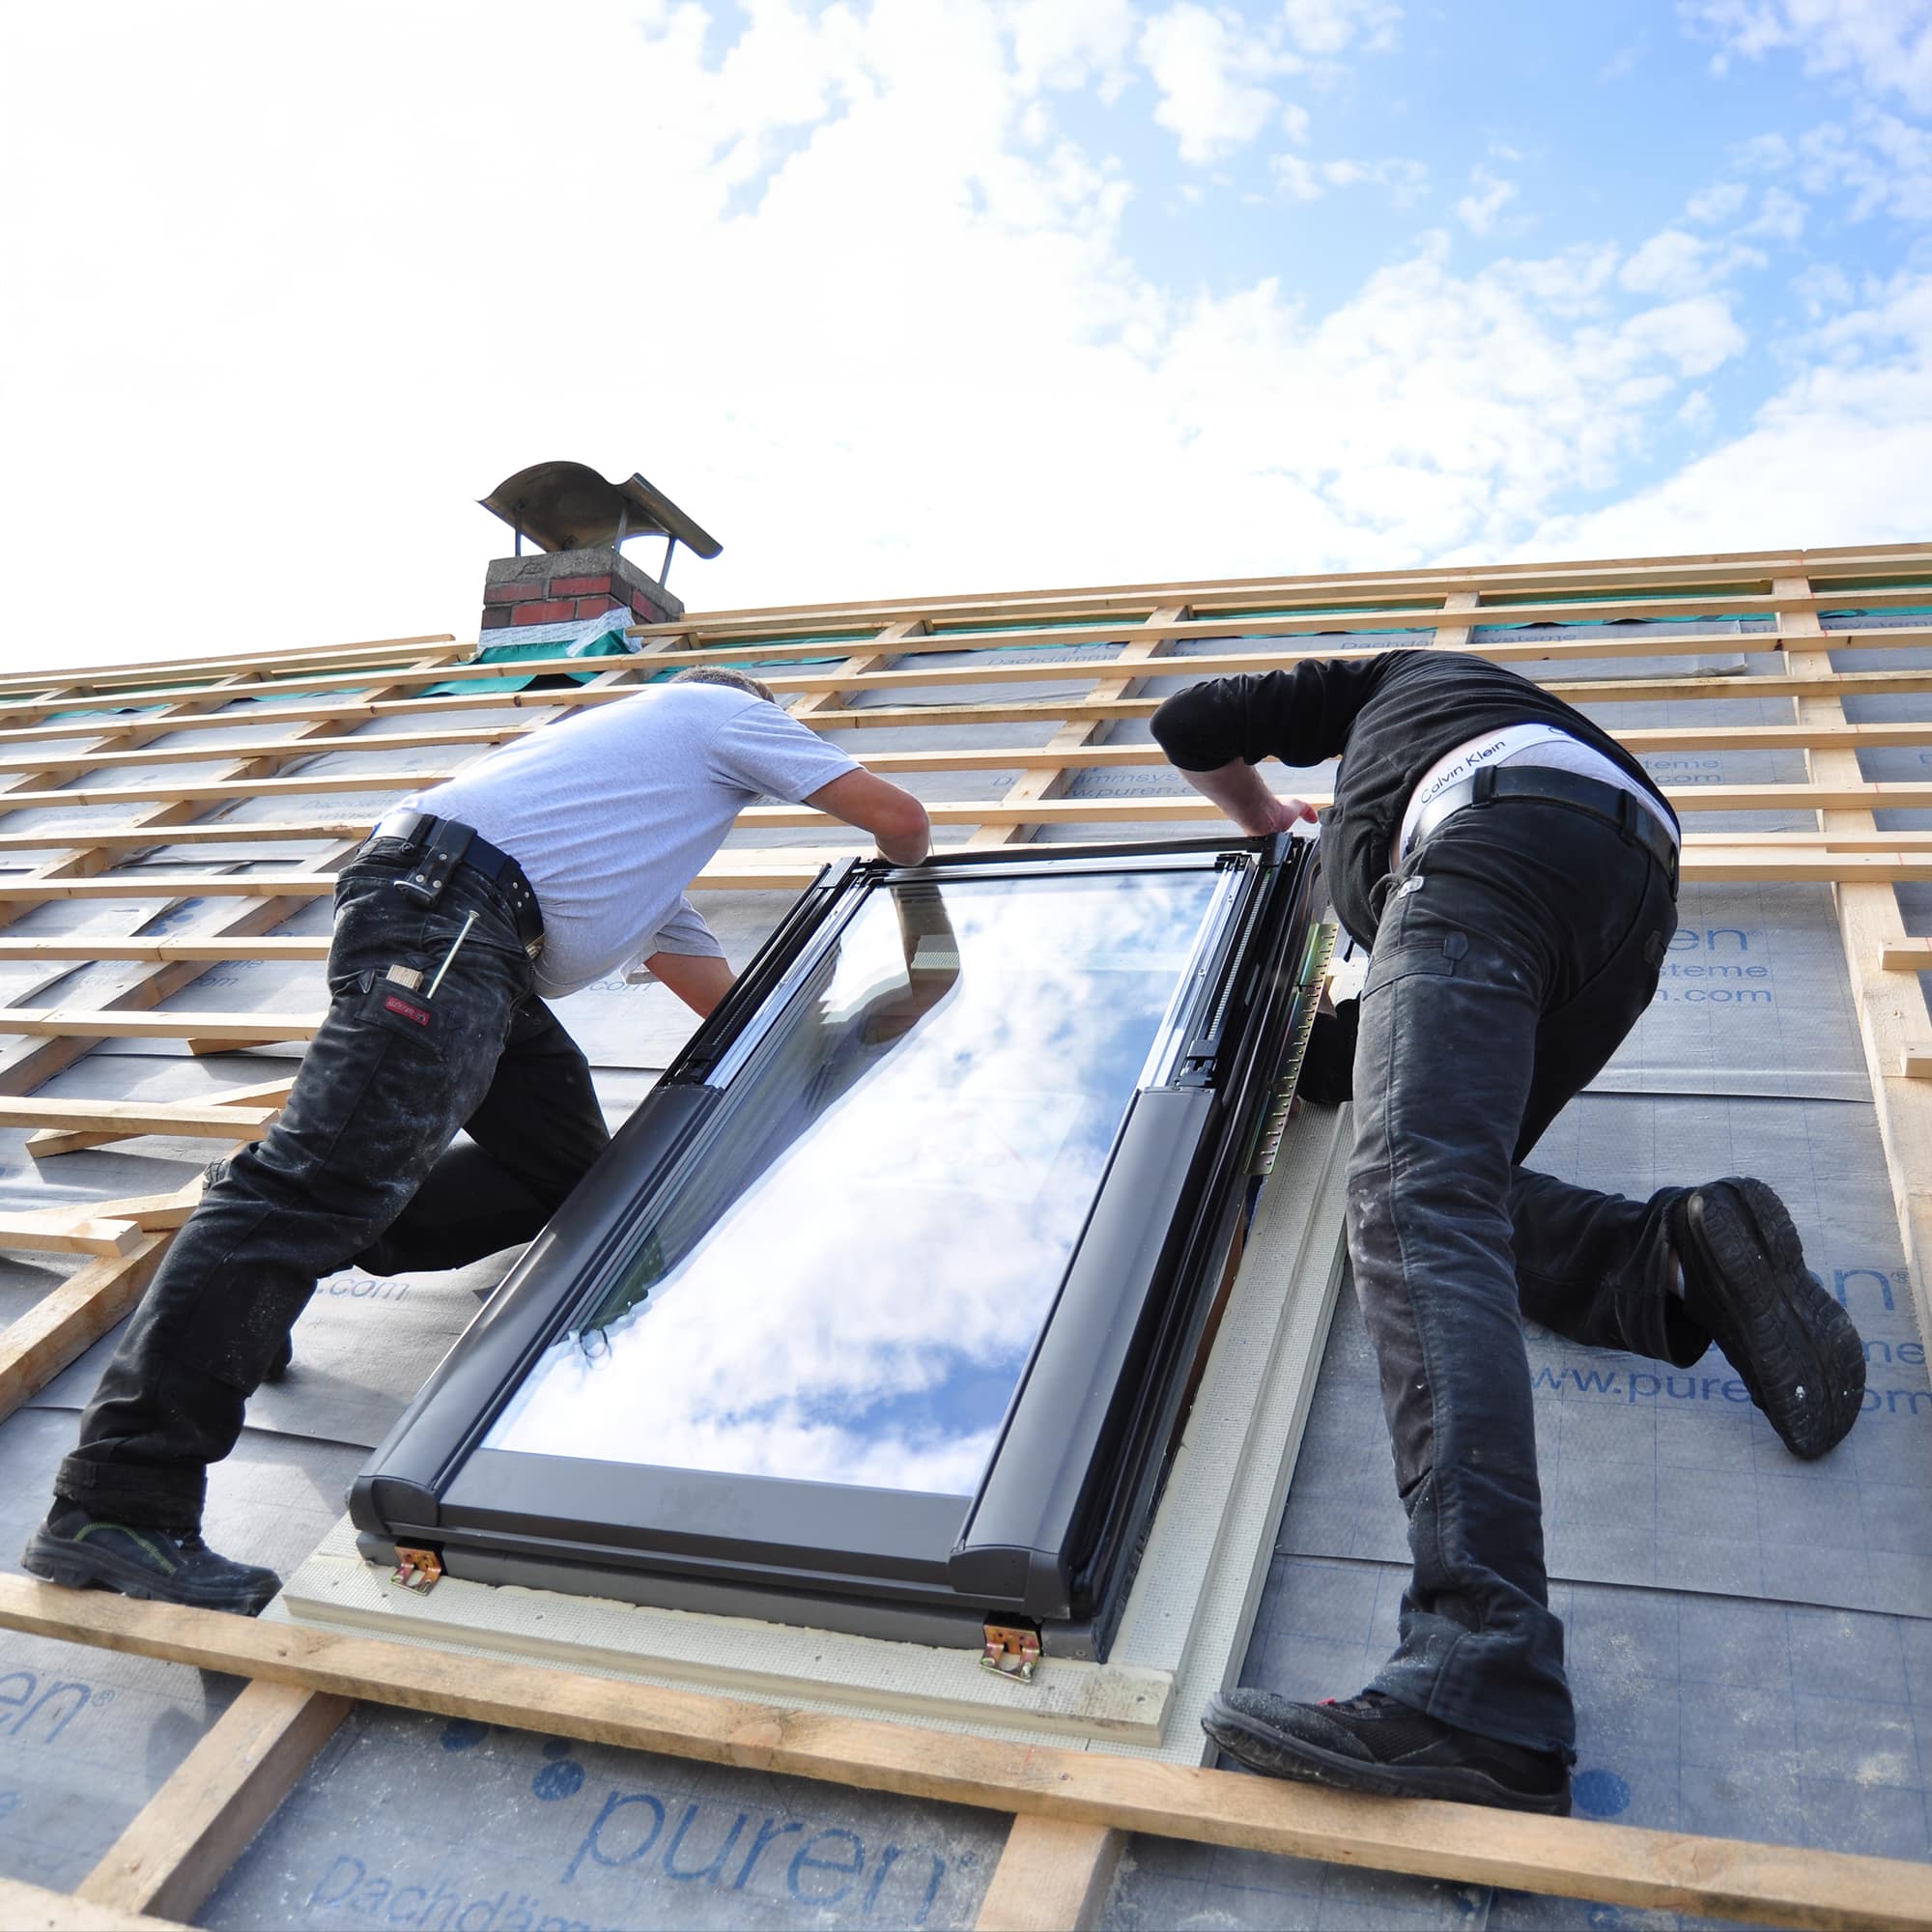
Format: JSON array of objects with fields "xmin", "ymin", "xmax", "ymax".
[
  {"xmin": 360, "ymin": 976, "xmax": 441, "ymax": 1045},
  {"xmin": 1363, "ymin": 929, "xmax": 1466, "ymax": 998}
]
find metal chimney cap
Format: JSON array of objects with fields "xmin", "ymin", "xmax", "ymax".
[{"xmin": 478, "ymin": 462, "xmax": 722, "ymax": 559}]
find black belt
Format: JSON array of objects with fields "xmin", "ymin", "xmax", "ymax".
[
  {"xmin": 1404, "ymin": 765, "xmax": 1680, "ymax": 895},
  {"xmin": 363, "ymin": 811, "xmax": 546, "ymax": 952}
]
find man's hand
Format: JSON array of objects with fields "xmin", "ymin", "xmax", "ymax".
[
  {"xmin": 1174, "ymin": 759, "xmax": 1317, "ymax": 838},
  {"xmin": 1248, "ymin": 792, "xmax": 1319, "ymax": 837}
]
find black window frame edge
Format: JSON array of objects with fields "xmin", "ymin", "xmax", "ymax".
[{"xmin": 350, "ymin": 834, "xmax": 1323, "ymax": 1656}]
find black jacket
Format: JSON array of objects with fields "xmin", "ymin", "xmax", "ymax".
[{"xmin": 1151, "ymin": 650, "xmax": 1675, "ymax": 948}]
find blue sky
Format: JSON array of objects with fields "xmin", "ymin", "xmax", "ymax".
[
  {"xmin": 1067, "ymin": 0, "xmax": 1931, "ymax": 497},
  {"xmin": 2, "ymin": 1, "xmax": 1930, "ymax": 662}
]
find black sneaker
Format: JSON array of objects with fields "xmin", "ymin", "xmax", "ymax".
[
  {"xmin": 1672, "ymin": 1179, "xmax": 1864, "ymax": 1461},
  {"xmin": 1204, "ymin": 1689, "xmax": 1572, "ymax": 1813},
  {"xmin": 21, "ymin": 1507, "xmax": 281, "ymax": 1615}
]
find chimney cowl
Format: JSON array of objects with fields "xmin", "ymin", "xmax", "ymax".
[
  {"xmin": 479, "ymin": 461, "xmax": 721, "ymax": 562},
  {"xmin": 477, "ymin": 461, "xmax": 721, "ymax": 634}
]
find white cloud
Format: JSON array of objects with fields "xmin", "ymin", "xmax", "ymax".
[
  {"xmin": 1687, "ymin": 180, "xmax": 1750, "ymax": 221},
  {"xmin": 1621, "ymin": 229, "xmax": 1714, "ymax": 294},
  {"xmin": 1002, "ymin": 0, "xmax": 1140, "ymax": 95},
  {"xmin": 1794, "ymin": 260, "xmax": 1858, "ymax": 312},
  {"xmin": 1601, "ymin": 34, "xmax": 1651, "ymax": 80},
  {"xmin": 1281, "ymin": 0, "xmax": 1403, "ymax": 56},
  {"xmin": 1744, "ymin": 183, "xmax": 1809, "ymax": 237},
  {"xmin": 1136, "ymin": 0, "xmax": 1410, "ymax": 164},
  {"xmin": 1678, "ymin": 386, "xmax": 1718, "ymax": 428},
  {"xmin": 1272, "ymin": 151, "xmax": 1428, "ymax": 203},
  {"xmin": 1682, "ymin": 0, "xmax": 1932, "ymax": 112},
  {"xmin": 0, "ymin": 0, "xmax": 1821, "ymax": 671},
  {"xmin": 1520, "ymin": 269, "xmax": 1932, "ymax": 556},
  {"xmin": 1798, "ymin": 109, "xmax": 1932, "ymax": 217},
  {"xmin": 1697, "ymin": 108, "xmax": 1932, "ymax": 228},
  {"xmin": 1273, "ymin": 153, "xmax": 1323, "ymax": 199},
  {"xmin": 1620, "ymin": 220, "xmax": 1776, "ymax": 299},
  {"xmin": 1501, "ymin": 242, "xmax": 1624, "ymax": 317},
  {"xmin": 1617, "ymin": 294, "xmax": 1750, "ymax": 374},
  {"xmin": 1733, "ymin": 129, "xmax": 1797, "ymax": 169},
  {"xmin": 1455, "ymin": 166, "xmax": 1520, "ymax": 235},
  {"xmin": 1138, "ymin": 4, "xmax": 1287, "ymax": 164}
]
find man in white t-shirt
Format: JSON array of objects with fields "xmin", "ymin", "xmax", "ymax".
[{"xmin": 27, "ymin": 668, "xmax": 930, "ymax": 1612}]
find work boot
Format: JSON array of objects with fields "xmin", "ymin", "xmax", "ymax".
[
  {"xmin": 1203, "ymin": 1689, "xmax": 1571, "ymax": 1814},
  {"xmin": 21, "ymin": 1507, "xmax": 281, "ymax": 1615},
  {"xmin": 1672, "ymin": 1179, "xmax": 1864, "ymax": 1461}
]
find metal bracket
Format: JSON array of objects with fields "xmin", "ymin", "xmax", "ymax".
[
  {"xmin": 980, "ymin": 1623, "xmax": 1041, "ymax": 1685},
  {"xmin": 391, "ymin": 1547, "xmax": 444, "ymax": 1594},
  {"xmin": 1251, "ymin": 923, "xmax": 1339, "ymax": 1178}
]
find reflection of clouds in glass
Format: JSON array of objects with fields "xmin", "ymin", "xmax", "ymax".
[{"xmin": 488, "ymin": 870, "xmax": 1219, "ymax": 1492}]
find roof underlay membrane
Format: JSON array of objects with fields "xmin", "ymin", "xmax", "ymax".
[{"xmin": 0, "ymin": 543, "xmax": 1925, "ymax": 1930}]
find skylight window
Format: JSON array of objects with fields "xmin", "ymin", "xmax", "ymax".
[{"xmin": 354, "ymin": 837, "xmax": 1323, "ymax": 1659}]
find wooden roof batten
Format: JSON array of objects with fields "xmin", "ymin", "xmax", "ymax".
[{"xmin": 0, "ymin": 539, "xmax": 1927, "ymax": 1930}]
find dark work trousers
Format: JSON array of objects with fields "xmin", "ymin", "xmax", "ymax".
[
  {"xmin": 1350, "ymin": 798, "xmax": 1703, "ymax": 1761},
  {"xmin": 55, "ymin": 847, "xmax": 611, "ymax": 1527}
]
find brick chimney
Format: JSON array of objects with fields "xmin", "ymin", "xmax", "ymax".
[
  {"xmin": 481, "ymin": 547, "xmax": 683, "ymax": 633},
  {"xmin": 477, "ymin": 462, "xmax": 722, "ymax": 636}
]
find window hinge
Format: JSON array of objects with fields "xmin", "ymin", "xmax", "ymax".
[
  {"xmin": 391, "ymin": 1546, "xmax": 443, "ymax": 1593},
  {"xmin": 980, "ymin": 1622, "xmax": 1041, "ymax": 1685}
]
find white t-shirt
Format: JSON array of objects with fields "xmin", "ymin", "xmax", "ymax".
[{"xmin": 399, "ymin": 685, "xmax": 859, "ymax": 999}]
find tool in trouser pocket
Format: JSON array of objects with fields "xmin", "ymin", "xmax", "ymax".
[{"xmin": 425, "ymin": 911, "xmax": 478, "ymax": 997}]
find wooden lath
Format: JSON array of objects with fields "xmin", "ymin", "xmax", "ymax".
[
  {"xmin": 0, "ymin": 543, "xmax": 1927, "ymax": 1252},
  {"xmin": 10, "ymin": 618, "xmax": 1932, "ymax": 760},
  {"xmin": 0, "ymin": 1577, "xmax": 1924, "ymax": 1932},
  {"xmin": 0, "ymin": 541, "xmax": 1927, "ymax": 1928}
]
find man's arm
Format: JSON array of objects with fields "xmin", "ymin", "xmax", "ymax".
[
  {"xmin": 1151, "ymin": 672, "xmax": 1325, "ymax": 836},
  {"xmin": 807, "ymin": 769, "xmax": 931, "ymax": 866},
  {"xmin": 645, "ymin": 950, "xmax": 736, "ymax": 1017},
  {"xmin": 1175, "ymin": 761, "xmax": 1317, "ymax": 837}
]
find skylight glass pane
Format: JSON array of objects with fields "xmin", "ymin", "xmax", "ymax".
[{"xmin": 483, "ymin": 867, "xmax": 1224, "ymax": 1494}]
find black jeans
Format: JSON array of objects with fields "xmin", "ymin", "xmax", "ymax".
[
  {"xmin": 55, "ymin": 848, "xmax": 611, "ymax": 1526},
  {"xmin": 1349, "ymin": 798, "xmax": 1700, "ymax": 1760}
]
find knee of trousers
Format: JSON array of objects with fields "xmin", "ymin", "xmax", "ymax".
[{"xmin": 169, "ymin": 1279, "xmax": 316, "ymax": 1393}]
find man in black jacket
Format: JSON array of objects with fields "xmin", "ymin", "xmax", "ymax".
[{"xmin": 1154, "ymin": 649, "xmax": 1864, "ymax": 1815}]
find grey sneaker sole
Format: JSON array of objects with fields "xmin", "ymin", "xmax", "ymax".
[
  {"xmin": 20, "ymin": 1529, "xmax": 280, "ymax": 1615},
  {"xmin": 1683, "ymin": 1179, "xmax": 1864, "ymax": 1461},
  {"xmin": 1202, "ymin": 1699, "xmax": 1572, "ymax": 1815}
]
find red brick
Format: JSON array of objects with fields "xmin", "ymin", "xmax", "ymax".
[
  {"xmin": 485, "ymin": 580, "xmax": 543, "ymax": 605},
  {"xmin": 512, "ymin": 600, "xmax": 576, "ymax": 626},
  {"xmin": 575, "ymin": 595, "xmax": 624, "ymax": 619},
  {"xmin": 480, "ymin": 608, "xmax": 513, "ymax": 631},
  {"xmin": 631, "ymin": 590, "xmax": 666, "ymax": 618},
  {"xmin": 551, "ymin": 574, "xmax": 612, "ymax": 598}
]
